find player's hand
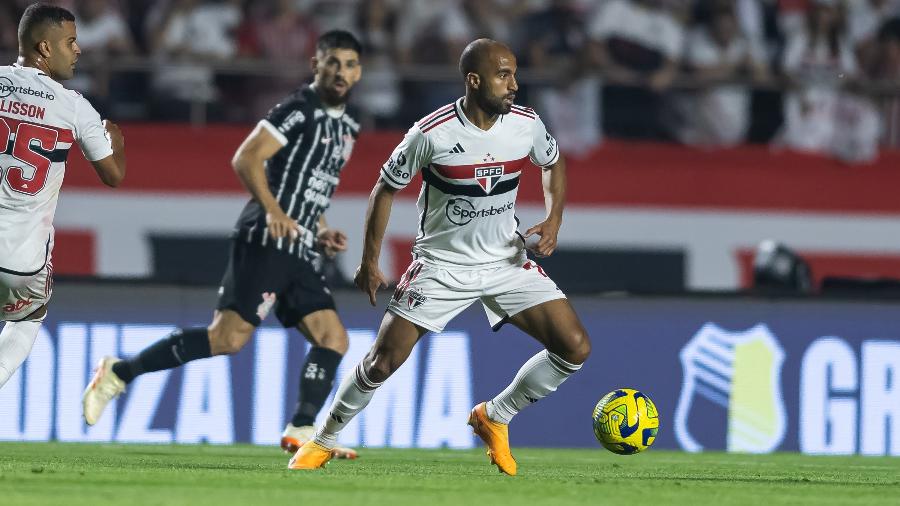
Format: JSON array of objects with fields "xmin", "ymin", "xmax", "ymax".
[
  {"xmin": 524, "ymin": 218, "xmax": 561, "ymax": 258},
  {"xmin": 266, "ymin": 208, "xmax": 301, "ymax": 240},
  {"xmin": 317, "ymin": 228, "xmax": 348, "ymax": 258},
  {"xmin": 103, "ymin": 120, "xmax": 124, "ymax": 149},
  {"xmin": 355, "ymin": 261, "xmax": 388, "ymax": 306}
]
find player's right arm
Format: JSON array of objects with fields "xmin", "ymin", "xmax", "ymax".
[
  {"xmin": 355, "ymin": 124, "xmax": 433, "ymax": 305},
  {"xmin": 355, "ymin": 179, "xmax": 397, "ymax": 305},
  {"xmin": 231, "ymin": 123, "xmax": 298, "ymax": 240}
]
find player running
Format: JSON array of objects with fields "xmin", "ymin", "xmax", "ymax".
[
  {"xmin": 82, "ymin": 30, "xmax": 362, "ymax": 459},
  {"xmin": 289, "ymin": 38, "xmax": 591, "ymax": 474},
  {"xmin": 0, "ymin": 3, "xmax": 126, "ymax": 389}
]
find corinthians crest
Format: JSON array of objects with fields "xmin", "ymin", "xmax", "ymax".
[{"xmin": 674, "ymin": 322, "xmax": 787, "ymax": 453}]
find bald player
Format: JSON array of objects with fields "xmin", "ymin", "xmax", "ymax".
[
  {"xmin": 0, "ymin": 3, "xmax": 125, "ymax": 389},
  {"xmin": 288, "ymin": 39, "xmax": 591, "ymax": 475}
]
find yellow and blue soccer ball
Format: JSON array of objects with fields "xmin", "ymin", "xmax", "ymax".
[{"xmin": 592, "ymin": 388, "xmax": 659, "ymax": 455}]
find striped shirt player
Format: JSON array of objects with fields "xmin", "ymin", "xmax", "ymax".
[
  {"xmin": 380, "ymin": 97, "xmax": 565, "ymax": 332},
  {"xmin": 82, "ymin": 30, "xmax": 363, "ymax": 461},
  {"xmin": 236, "ymin": 85, "xmax": 360, "ymax": 265},
  {"xmin": 0, "ymin": 63, "xmax": 113, "ymax": 321},
  {"xmin": 217, "ymin": 84, "xmax": 360, "ymax": 327}
]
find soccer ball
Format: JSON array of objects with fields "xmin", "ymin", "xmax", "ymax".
[{"xmin": 592, "ymin": 388, "xmax": 659, "ymax": 455}]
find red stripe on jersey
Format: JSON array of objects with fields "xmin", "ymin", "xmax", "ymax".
[
  {"xmin": 432, "ymin": 156, "xmax": 529, "ymax": 179},
  {"xmin": 511, "ymin": 105, "xmax": 534, "ymax": 114},
  {"xmin": 421, "ymin": 115, "xmax": 455, "ymax": 133},
  {"xmin": 1, "ymin": 116, "xmax": 75, "ymax": 143},
  {"xmin": 420, "ymin": 109, "xmax": 454, "ymax": 130},
  {"xmin": 510, "ymin": 110, "xmax": 535, "ymax": 120},
  {"xmin": 420, "ymin": 104, "xmax": 455, "ymax": 125}
]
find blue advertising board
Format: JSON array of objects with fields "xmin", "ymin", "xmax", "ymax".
[{"xmin": 1, "ymin": 284, "xmax": 898, "ymax": 456}]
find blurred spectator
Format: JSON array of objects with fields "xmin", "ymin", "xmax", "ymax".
[
  {"xmin": 70, "ymin": 0, "xmax": 136, "ymax": 111},
  {"xmin": 872, "ymin": 18, "xmax": 900, "ymax": 146},
  {"xmin": 777, "ymin": 0, "xmax": 881, "ymax": 163},
  {"xmin": 296, "ymin": 0, "xmax": 361, "ymax": 33},
  {"xmin": 147, "ymin": 0, "xmax": 243, "ymax": 119},
  {"xmin": 669, "ymin": 1, "xmax": 770, "ymax": 147},
  {"xmin": 523, "ymin": 0, "xmax": 602, "ymax": 154},
  {"xmin": 240, "ymin": 0, "xmax": 319, "ymax": 119},
  {"xmin": 847, "ymin": 0, "xmax": 900, "ymax": 71},
  {"xmin": 586, "ymin": 0, "xmax": 685, "ymax": 139},
  {"xmin": 0, "ymin": 4, "xmax": 18, "ymax": 52},
  {"xmin": 352, "ymin": 0, "xmax": 403, "ymax": 127},
  {"xmin": 395, "ymin": 0, "xmax": 473, "ymax": 65}
]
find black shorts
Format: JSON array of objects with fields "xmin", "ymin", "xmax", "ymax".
[{"xmin": 216, "ymin": 239, "xmax": 335, "ymax": 328}]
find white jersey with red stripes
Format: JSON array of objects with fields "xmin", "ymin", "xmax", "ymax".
[
  {"xmin": 0, "ymin": 64, "xmax": 112, "ymax": 275},
  {"xmin": 380, "ymin": 97, "xmax": 559, "ymax": 269}
]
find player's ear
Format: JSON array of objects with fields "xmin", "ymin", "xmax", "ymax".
[
  {"xmin": 37, "ymin": 39, "xmax": 52, "ymax": 59},
  {"xmin": 466, "ymin": 72, "xmax": 480, "ymax": 90},
  {"xmin": 310, "ymin": 55, "xmax": 319, "ymax": 75}
]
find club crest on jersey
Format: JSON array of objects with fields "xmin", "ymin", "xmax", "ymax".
[
  {"xmin": 475, "ymin": 165, "xmax": 504, "ymax": 194},
  {"xmin": 407, "ymin": 288, "xmax": 427, "ymax": 310}
]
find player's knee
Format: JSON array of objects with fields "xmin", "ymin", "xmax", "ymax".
[
  {"xmin": 564, "ymin": 328, "xmax": 591, "ymax": 365},
  {"xmin": 208, "ymin": 327, "xmax": 250, "ymax": 355},
  {"xmin": 316, "ymin": 329, "xmax": 349, "ymax": 355},
  {"xmin": 364, "ymin": 351, "xmax": 400, "ymax": 384}
]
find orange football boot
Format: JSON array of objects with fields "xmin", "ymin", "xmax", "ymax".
[
  {"xmin": 288, "ymin": 441, "xmax": 334, "ymax": 470},
  {"xmin": 468, "ymin": 402, "xmax": 517, "ymax": 476}
]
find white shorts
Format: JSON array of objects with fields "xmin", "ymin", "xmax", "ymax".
[
  {"xmin": 387, "ymin": 259, "xmax": 566, "ymax": 333},
  {"xmin": 0, "ymin": 261, "xmax": 52, "ymax": 321}
]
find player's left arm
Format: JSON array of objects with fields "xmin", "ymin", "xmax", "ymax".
[
  {"xmin": 317, "ymin": 214, "xmax": 347, "ymax": 258},
  {"xmin": 75, "ymin": 98, "xmax": 126, "ymax": 188},
  {"xmin": 525, "ymin": 156, "xmax": 566, "ymax": 258},
  {"xmin": 526, "ymin": 114, "xmax": 565, "ymax": 257}
]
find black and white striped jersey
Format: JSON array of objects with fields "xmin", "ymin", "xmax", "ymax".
[{"xmin": 235, "ymin": 85, "xmax": 360, "ymax": 263}]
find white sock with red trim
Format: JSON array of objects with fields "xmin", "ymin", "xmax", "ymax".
[{"xmin": 0, "ymin": 320, "xmax": 42, "ymax": 388}]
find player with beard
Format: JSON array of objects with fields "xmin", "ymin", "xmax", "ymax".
[
  {"xmin": 288, "ymin": 39, "xmax": 591, "ymax": 474},
  {"xmin": 83, "ymin": 30, "xmax": 363, "ymax": 459}
]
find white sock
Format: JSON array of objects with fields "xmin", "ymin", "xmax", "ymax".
[
  {"xmin": 313, "ymin": 361, "xmax": 383, "ymax": 449},
  {"xmin": 486, "ymin": 350, "xmax": 582, "ymax": 425},
  {"xmin": 0, "ymin": 320, "xmax": 42, "ymax": 389}
]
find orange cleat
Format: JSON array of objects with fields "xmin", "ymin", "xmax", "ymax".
[
  {"xmin": 468, "ymin": 402, "xmax": 517, "ymax": 476},
  {"xmin": 281, "ymin": 424, "xmax": 358, "ymax": 459},
  {"xmin": 288, "ymin": 441, "xmax": 334, "ymax": 470}
]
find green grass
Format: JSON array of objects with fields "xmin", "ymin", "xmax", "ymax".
[{"xmin": 0, "ymin": 443, "xmax": 898, "ymax": 506}]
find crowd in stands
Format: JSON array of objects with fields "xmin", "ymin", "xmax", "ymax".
[{"xmin": 2, "ymin": 0, "xmax": 900, "ymax": 162}]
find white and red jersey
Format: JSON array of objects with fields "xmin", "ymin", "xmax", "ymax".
[
  {"xmin": 380, "ymin": 98, "xmax": 560, "ymax": 269},
  {"xmin": 0, "ymin": 64, "xmax": 112, "ymax": 275}
]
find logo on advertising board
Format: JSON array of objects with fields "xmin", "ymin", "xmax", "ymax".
[{"xmin": 674, "ymin": 322, "xmax": 787, "ymax": 453}]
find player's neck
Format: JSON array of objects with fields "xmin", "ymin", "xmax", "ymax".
[
  {"xmin": 461, "ymin": 96, "xmax": 499, "ymax": 131},
  {"xmin": 16, "ymin": 55, "xmax": 53, "ymax": 79}
]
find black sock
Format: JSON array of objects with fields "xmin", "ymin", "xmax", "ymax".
[
  {"xmin": 291, "ymin": 346, "xmax": 343, "ymax": 427},
  {"xmin": 112, "ymin": 328, "xmax": 212, "ymax": 384}
]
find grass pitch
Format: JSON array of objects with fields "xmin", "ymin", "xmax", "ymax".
[{"xmin": 0, "ymin": 443, "xmax": 897, "ymax": 506}]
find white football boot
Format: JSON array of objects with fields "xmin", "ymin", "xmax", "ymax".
[{"xmin": 82, "ymin": 356, "xmax": 126, "ymax": 425}]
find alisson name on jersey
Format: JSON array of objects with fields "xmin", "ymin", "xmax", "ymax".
[{"xmin": 0, "ymin": 99, "xmax": 45, "ymax": 120}]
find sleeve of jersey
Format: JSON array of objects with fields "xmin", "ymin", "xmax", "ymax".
[
  {"xmin": 259, "ymin": 98, "xmax": 305, "ymax": 147},
  {"xmin": 379, "ymin": 125, "xmax": 433, "ymax": 190},
  {"xmin": 529, "ymin": 114, "xmax": 560, "ymax": 168},
  {"xmin": 74, "ymin": 97, "xmax": 114, "ymax": 162}
]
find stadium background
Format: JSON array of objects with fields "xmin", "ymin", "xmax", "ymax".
[{"xmin": 1, "ymin": 0, "xmax": 899, "ymax": 457}]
